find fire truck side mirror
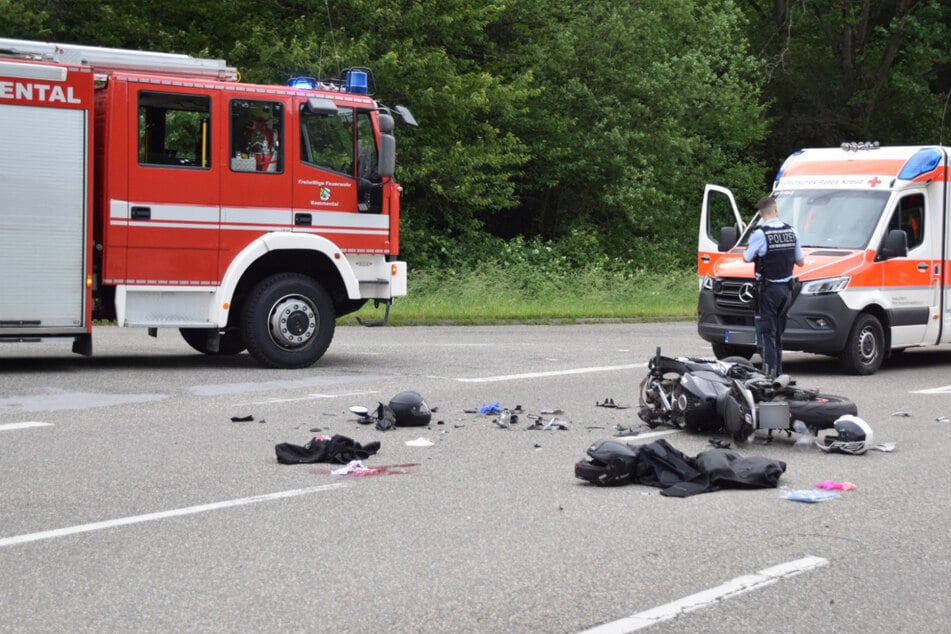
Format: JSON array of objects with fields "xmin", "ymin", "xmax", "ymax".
[
  {"xmin": 305, "ymin": 97, "xmax": 339, "ymax": 116},
  {"xmin": 393, "ymin": 105, "xmax": 418, "ymax": 127},
  {"xmin": 378, "ymin": 113, "xmax": 395, "ymax": 134},
  {"xmin": 718, "ymin": 226, "xmax": 739, "ymax": 252},
  {"xmin": 877, "ymin": 228, "xmax": 908, "ymax": 261},
  {"xmin": 379, "ymin": 133, "xmax": 396, "ymax": 178}
]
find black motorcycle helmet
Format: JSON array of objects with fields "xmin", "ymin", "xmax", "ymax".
[
  {"xmin": 574, "ymin": 439, "xmax": 640, "ymax": 486},
  {"xmin": 388, "ymin": 391, "xmax": 432, "ymax": 427}
]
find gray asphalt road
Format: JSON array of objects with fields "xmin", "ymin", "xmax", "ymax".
[{"xmin": 1, "ymin": 323, "xmax": 950, "ymax": 633}]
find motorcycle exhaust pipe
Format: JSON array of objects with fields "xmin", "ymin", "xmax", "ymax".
[
  {"xmin": 676, "ymin": 393, "xmax": 687, "ymax": 412},
  {"xmin": 772, "ymin": 374, "xmax": 791, "ymax": 390}
]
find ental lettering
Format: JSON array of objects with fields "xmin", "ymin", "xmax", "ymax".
[{"xmin": 0, "ymin": 80, "xmax": 81, "ymax": 104}]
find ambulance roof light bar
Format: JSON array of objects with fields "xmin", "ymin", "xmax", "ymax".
[{"xmin": 0, "ymin": 37, "xmax": 239, "ymax": 82}]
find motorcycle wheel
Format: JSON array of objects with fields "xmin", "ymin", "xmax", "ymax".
[
  {"xmin": 721, "ymin": 394, "xmax": 752, "ymax": 443},
  {"xmin": 682, "ymin": 391, "xmax": 717, "ymax": 433},
  {"xmin": 787, "ymin": 394, "xmax": 857, "ymax": 431}
]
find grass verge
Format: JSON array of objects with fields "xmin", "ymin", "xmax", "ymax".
[{"xmin": 341, "ymin": 267, "xmax": 699, "ymax": 325}]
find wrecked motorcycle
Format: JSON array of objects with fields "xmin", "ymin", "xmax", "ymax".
[{"xmin": 637, "ymin": 348, "xmax": 857, "ymax": 443}]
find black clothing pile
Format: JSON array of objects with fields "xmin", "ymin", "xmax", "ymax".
[
  {"xmin": 275, "ymin": 434, "xmax": 381, "ymax": 465},
  {"xmin": 574, "ymin": 438, "xmax": 786, "ymax": 497}
]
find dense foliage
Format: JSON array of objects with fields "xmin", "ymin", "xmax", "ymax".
[{"xmin": 3, "ymin": 0, "xmax": 949, "ymax": 273}]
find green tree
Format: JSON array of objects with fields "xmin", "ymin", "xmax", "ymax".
[
  {"xmin": 496, "ymin": 0, "xmax": 768, "ymax": 265},
  {"xmin": 742, "ymin": 0, "xmax": 951, "ymax": 168}
]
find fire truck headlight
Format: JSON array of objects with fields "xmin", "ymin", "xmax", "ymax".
[
  {"xmin": 701, "ymin": 275, "xmax": 714, "ymax": 290},
  {"xmin": 800, "ymin": 276, "xmax": 849, "ymax": 295}
]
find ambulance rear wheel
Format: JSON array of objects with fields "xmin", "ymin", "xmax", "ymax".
[
  {"xmin": 179, "ymin": 328, "xmax": 246, "ymax": 355},
  {"xmin": 242, "ymin": 273, "xmax": 335, "ymax": 369},
  {"xmin": 839, "ymin": 314, "xmax": 884, "ymax": 375}
]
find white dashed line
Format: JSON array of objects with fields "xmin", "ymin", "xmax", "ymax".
[
  {"xmin": 458, "ymin": 363, "xmax": 646, "ymax": 383},
  {"xmin": 577, "ymin": 555, "xmax": 829, "ymax": 633},
  {"xmin": 0, "ymin": 422, "xmax": 54, "ymax": 432},
  {"xmin": 0, "ymin": 483, "xmax": 346, "ymax": 549}
]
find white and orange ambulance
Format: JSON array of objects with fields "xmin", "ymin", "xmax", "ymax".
[{"xmin": 698, "ymin": 143, "xmax": 948, "ymax": 374}]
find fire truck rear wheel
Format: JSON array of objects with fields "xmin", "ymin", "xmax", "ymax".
[
  {"xmin": 242, "ymin": 273, "xmax": 335, "ymax": 369},
  {"xmin": 179, "ymin": 328, "xmax": 246, "ymax": 355}
]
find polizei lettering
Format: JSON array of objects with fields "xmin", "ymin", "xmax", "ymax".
[
  {"xmin": 765, "ymin": 227, "xmax": 796, "ymax": 249},
  {"xmin": 0, "ymin": 80, "xmax": 81, "ymax": 104}
]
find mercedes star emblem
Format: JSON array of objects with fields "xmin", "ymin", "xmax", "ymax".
[{"xmin": 738, "ymin": 282, "xmax": 755, "ymax": 304}]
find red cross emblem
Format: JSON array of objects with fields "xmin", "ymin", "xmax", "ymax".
[{"xmin": 868, "ymin": 176, "xmax": 882, "ymax": 188}]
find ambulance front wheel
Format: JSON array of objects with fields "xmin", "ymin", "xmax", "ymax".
[
  {"xmin": 241, "ymin": 273, "xmax": 336, "ymax": 369},
  {"xmin": 839, "ymin": 313, "xmax": 884, "ymax": 375}
]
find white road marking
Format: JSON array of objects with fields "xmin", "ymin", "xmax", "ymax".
[
  {"xmin": 234, "ymin": 390, "xmax": 379, "ymax": 406},
  {"xmin": 458, "ymin": 363, "xmax": 646, "ymax": 383},
  {"xmin": 911, "ymin": 385, "xmax": 951, "ymax": 394},
  {"xmin": 577, "ymin": 555, "xmax": 829, "ymax": 633},
  {"xmin": 615, "ymin": 429, "xmax": 680, "ymax": 441},
  {"xmin": 0, "ymin": 422, "xmax": 54, "ymax": 432},
  {"xmin": 0, "ymin": 483, "xmax": 345, "ymax": 549}
]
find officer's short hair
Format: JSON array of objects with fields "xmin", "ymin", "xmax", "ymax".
[{"xmin": 757, "ymin": 196, "xmax": 777, "ymax": 213}]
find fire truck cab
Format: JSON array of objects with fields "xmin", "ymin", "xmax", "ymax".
[
  {"xmin": 0, "ymin": 38, "xmax": 416, "ymax": 368},
  {"xmin": 698, "ymin": 143, "xmax": 951, "ymax": 375}
]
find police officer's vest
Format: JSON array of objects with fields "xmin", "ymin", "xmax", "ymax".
[{"xmin": 757, "ymin": 223, "xmax": 797, "ymax": 281}]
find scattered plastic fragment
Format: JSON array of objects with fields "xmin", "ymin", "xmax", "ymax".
[
  {"xmin": 230, "ymin": 415, "xmax": 254, "ymax": 422},
  {"xmin": 937, "ymin": 416, "xmax": 949, "ymax": 423},
  {"xmin": 540, "ymin": 408, "xmax": 563, "ymax": 415},
  {"xmin": 495, "ymin": 409, "xmax": 518, "ymax": 428},
  {"xmin": 870, "ymin": 442, "xmax": 897, "ymax": 452},
  {"xmin": 331, "ymin": 460, "xmax": 381, "ymax": 476},
  {"xmin": 783, "ymin": 490, "xmax": 840, "ymax": 503},
  {"xmin": 479, "ymin": 402, "xmax": 501, "ymax": 415},
  {"xmin": 891, "ymin": 411, "xmax": 911, "ymax": 417},
  {"xmin": 527, "ymin": 417, "xmax": 569, "ymax": 431},
  {"xmin": 596, "ymin": 397, "xmax": 631, "ymax": 410},
  {"xmin": 405, "ymin": 437, "xmax": 434, "ymax": 447},
  {"xmin": 815, "ymin": 481, "xmax": 856, "ymax": 491}
]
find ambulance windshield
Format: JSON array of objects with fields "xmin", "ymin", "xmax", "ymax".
[{"xmin": 743, "ymin": 189, "xmax": 890, "ymax": 249}]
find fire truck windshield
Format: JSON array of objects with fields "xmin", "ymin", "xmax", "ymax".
[{"xmin": 739, "ymin": 189, "xmax": 890, "ymax": 250}]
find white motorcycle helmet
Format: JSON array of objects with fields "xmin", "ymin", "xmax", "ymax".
[{"xmin": 817, "ymin": 415, "xmax": 874, "ymax": 455}]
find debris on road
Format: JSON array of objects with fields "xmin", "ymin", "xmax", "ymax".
[
  {"xmin": 783, "ymin": 490, "xmax": 839, "ymax": 503},
  {"xmin": 575, "ymin": 438, "xmax": 786, "ymax": 496},
  {"xmin": 331, "ymin": 460, "xmax": 381, "ymax": 476},
  {"xmin": 815, "ymin": 481, "xmax": 856, "ymax": 491},
  {"xmin": 275, "ymin": 434, "xmax": 380, "ymax": 464}
]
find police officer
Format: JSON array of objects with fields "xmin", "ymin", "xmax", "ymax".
[{"xmin": 743, "ymin": 196, "xmax": 804, "ymax": 377}]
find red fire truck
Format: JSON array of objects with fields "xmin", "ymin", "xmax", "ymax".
[{"xmin": 0, "ymin": 38, "xmax": 416, "ymax": 368}]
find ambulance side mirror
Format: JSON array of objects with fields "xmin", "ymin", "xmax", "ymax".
[
  {"xmin": 877, "ymin": 228, "xmax": 908, "ymax": 261},
  {"xmin": 718, "ymin": 226, "xmax": 740, "ymax": 252}
]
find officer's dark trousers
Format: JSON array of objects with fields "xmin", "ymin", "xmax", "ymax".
[{"xmin": 754, "ymin": 282, "xmax": 791, "ymax": 377}]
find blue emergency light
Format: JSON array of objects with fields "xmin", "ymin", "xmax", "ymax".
[
  {"xmin": 288, "ymin": 76, "xmax": 317, "ymax": 89},
  {"xmin": 898, "ymin": 148, "xmax": 943, "ymax": 180},
  {"xmin": 344, "ymin": 69, "xmax": 368, "ymax": 95}
]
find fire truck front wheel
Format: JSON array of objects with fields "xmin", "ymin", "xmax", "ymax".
[{"xmin": 241, "ymin": 273, "xmax": 336, "ymax": 369}]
